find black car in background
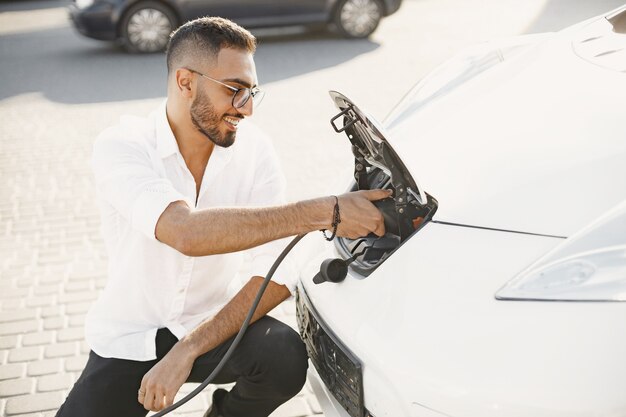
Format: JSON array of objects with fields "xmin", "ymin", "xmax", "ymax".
[{"xmin": 69, "ymin": 0, "xmax": 402, "ymax": 52}]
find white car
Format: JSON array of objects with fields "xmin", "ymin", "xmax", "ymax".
[{"xmin": 295, "ymin": 5, "xmax": 626, "ymax": 417}]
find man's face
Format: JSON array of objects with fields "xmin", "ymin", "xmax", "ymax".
[{"xmin": 190, "ymin": 48, "xmax": 257, "ymax": 148}]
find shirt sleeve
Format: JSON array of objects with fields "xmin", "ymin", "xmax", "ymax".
[
  {"xmin": 92, "ymin": 132, "xmax": 187, "ymax": 240},
  {"xmin": 245, "ymin": 134, "xmax": 298, "ymax": 294}
]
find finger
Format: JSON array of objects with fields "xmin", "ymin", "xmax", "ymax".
[
  {"xmin": 143, "ymin": 387, "xmax": 158, "ymax": 411},
  {"xmin": 137, "ymin": 389, "xmax": 146, "ymax": 405},
  {"xmin": 164, "ymin": 391, "xmax": 175, "ymax": 408},
  {"xmin": 360, "ymin": 188, "xmax": 393, "ymax": 201},
  {"xmin": 152, "ymin": 393, "xmax": 165, "ymax": 412},
  {"xmin": 142, "ymin": 393, "xmax": 153, "ymax": 411},
  {"xmin": 138, "ymin": 378, "xmax": 148, "ymax": 405},
  {"xmin": 373, "ymin": 219, "xmax": 386, "ymax": 237}
]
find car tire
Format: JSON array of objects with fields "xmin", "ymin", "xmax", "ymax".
[
  {"xmin": 120, "ymin": 1, "xmax": 178, "ymax": 53},
  {"xmin": 332, "ymin": 0, "xmax": 383, "ymax": 38}
]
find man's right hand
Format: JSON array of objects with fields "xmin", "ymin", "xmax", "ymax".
[{"xmin": 334, "ymin": 189, "xmax": 392, "ymax": 239}]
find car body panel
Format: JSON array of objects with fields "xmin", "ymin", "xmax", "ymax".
[
  {"xmin": 69, "ymin": 0, "xmax": 403, "ymax": 43},
  {"xmin": 298, "ymin": 7, "xmax": 626, "ymax": 417},
  {"xmin": 69, "ymin": 1, "xmax": 118, "ymax": 40},
  {"xmin": 383, "ymin": 14, "xmax": 626, "ymax": 238},
  {"xmin": 300, "ymin": 223, "xmax": 626, "ymax": 416},
  {"xmin": 179, "ymin": 0, "xmax": 328, "ymax": 27}
]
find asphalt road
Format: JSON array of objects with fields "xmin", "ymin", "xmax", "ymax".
[{"xmin": 1, "ymin": 0, "xmax": 623, "ymax": 201}]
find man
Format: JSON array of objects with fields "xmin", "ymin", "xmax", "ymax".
[{"xmin": 56, "ymin": 17, "xmax": 389, "ymax": 417}]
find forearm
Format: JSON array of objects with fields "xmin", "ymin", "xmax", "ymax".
[
  {"xmin": 177, "ymin": 276, "xmax": 291, "ymax": 358},
  {"xmin": 156, "ymin": 189, "xmax": 391, "ymax": 257},
  {"xmin": 138, "ymin": 277, "xmax": 290, "ymax": 411},
  {"xmin": 157, "ymin": 197, "xmax": 333, "ymax": 256}
]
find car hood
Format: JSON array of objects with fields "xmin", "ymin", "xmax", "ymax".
[
  {"xmin": 299, "ymin": 222, "xmax": 626, "ymax": 417},
  {"xmin": 363, "ymin": 11, "xmax": 626, "ymax": 238}
]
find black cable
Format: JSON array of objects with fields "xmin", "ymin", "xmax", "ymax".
[
  {"xmin": 152, "ymin": 233, "xmax": 307, "ymax": 417},
  {"xmin": 350, "ymin": 238, "xmax": 367, "ymax": 254}
]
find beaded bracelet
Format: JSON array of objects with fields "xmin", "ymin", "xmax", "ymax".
[{"xmin": 321, "ymin": 196, "xmax": 341, "ymax": 241}]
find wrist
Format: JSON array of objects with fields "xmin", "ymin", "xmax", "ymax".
[
  {"xmin": 175, "ymin": 337, "xmax": 203, "ymax": 360},
  {"xmin": 321, "ymin": 196, "xmax": 340, "ymax": 241}
]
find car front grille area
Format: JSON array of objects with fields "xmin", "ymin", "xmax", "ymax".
[{"xmin": 296, "ymin": 287, "xmax": 364, "ymax": 417}]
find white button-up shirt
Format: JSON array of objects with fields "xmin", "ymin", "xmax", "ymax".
[{"xmin": 86, "ymin": 101, "xmax": 294, "ymax": 361}]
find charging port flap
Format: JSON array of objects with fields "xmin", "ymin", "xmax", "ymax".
[{"xmin": 328, "ymin": 91, "xmax": 438, "ymax": 276}]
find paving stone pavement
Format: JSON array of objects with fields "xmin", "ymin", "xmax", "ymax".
[{"xmin": 0, "ymin": 95, "xmax": 323, "ymax": 417}]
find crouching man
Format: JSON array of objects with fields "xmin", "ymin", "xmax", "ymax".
[{"xmin": 56, "ymin": 16, "xmax": 388, "ymax": 417}]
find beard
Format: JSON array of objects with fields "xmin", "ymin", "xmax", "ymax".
[{"xmin": 190, "ymin": 88, "xmax": 238, "ymax": 148}]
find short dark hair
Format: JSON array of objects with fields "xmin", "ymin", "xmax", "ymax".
[{"xmin": 166, "ymin": 17, "xmax": 257, "ymax": 74}]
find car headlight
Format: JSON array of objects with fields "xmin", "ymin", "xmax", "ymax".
[
  {"xmin": 496, "ymin": 200, "xmax": 626, "ymax": 302},
  {"xmin": 76, "ymin": 0, "xmax": 95, "ymax": 9}
]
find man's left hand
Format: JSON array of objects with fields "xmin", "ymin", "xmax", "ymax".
[{"xmin": 138, "ymin": 343, "xmax": 196, "ymax": 411}]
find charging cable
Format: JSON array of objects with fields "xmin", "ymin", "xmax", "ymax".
[{"xmin": 152, "ymin": 233, "xmax": 307, "ymax": 417}]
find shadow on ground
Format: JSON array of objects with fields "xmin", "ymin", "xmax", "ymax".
[
  {"xmin": 3, "ymin": 0, "xmax": 623, "ymax": 105},
  {"xmin": 0, "ymin": 23, "xmax": 379, "ymax": 104}
]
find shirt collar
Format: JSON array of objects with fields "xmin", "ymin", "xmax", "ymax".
[
  {"xmin": 155, "ymin": 100, "xmax": 180, "ymax": 159},
  {"xmin": 154, "ymin": 100, "xmax": 236, "ymax": 169}
]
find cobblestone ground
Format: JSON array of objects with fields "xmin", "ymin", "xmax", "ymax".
[{"xmin": 0, "ymin": 95, "xmax": 323, "ymax": 416}]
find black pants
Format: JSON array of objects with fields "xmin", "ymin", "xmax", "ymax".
[{"xmin": 56, "ymin": 316, "xmax": 308, "ymax": 417}]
